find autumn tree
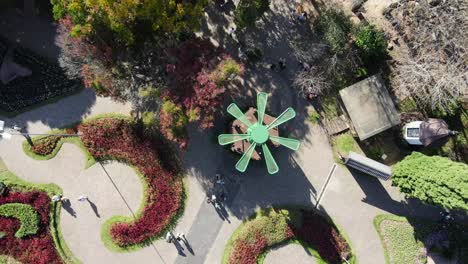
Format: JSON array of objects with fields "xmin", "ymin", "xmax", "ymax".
[{"xmin": 51, "ymin": 0, "xmax": 209, "ymax": 44}]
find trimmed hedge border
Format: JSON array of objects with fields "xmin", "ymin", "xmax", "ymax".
[
  {"xmin": 0, "ymin": 203, "xmax": 39, "ymax": 238},
  {"xmin": 22, "ymin": 113, "xmax": 187, "ymax": 251},
  {"xmin": 0, "ymin": 171, "xmax": 79, "ymax": 263}
]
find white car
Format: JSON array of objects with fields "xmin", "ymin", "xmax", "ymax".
[{"xmin": 403, "ymin": 121, "xmax": 423, "ymax": 145}]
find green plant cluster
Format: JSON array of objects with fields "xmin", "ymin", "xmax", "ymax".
[
  {"xmin": 245, "ymin": 48, "xmax": 263, "ymax": 63},
  {"xmin": 392, "ymin": 152, "xmax": 468, "ymax": 210},
  {"xmin": 0, "ymin": 203, "xmax": 39, "ymax": 238},
  {"xmin": 315, "ymin": 8, "xmax": 353, "ymax": 54},
  {"xmin": 51, "ymin": 0, "xmax": 209, "ymax": 44},
  {"xmin": 354, "ymin": 24, "xmax": 388, "ymax": 63},
  {"xmin": 374, "ymin": 215, "xmax": 440, "ymax": 264},
  {"xmin": 234, "ymin": 0, "xmax": 270, "ymax": 29}
]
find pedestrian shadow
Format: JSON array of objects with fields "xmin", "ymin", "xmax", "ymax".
[
  {"xmin": 181, "ymin": 238, "xmax": 194, "ymax": 255},
  {"xmin": 61, "ymin": 199, "xmax": 76, "ymax": 218},
  {"xmin": 87, "ymin": 199, "xmax": 100, "ymax": 218},
  {"xmin": 173, "ymin": 239, "xmax": 186, "ymax": 257},
  {"xmin": 213, "ymin": 202, "xmax": 231, "ymax": 223}
]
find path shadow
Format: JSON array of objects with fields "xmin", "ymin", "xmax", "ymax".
[
  {"xmin": 61, "ymin": 199, "xmax": 77, "ymax": 218},
  {"xmin": 87, "ymin": 199, "xmax": 100, "ymax": 218}
]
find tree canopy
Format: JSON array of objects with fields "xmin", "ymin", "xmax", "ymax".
[
  {"xmin": 392, "ymin": 152, "xmax": 468, "ymax": 210},
  {"xmin": 51, "ymin": 0, "xmax": 208, "ymax": 44}
]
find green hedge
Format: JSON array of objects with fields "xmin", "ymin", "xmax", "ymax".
[
  {"xmin": 392, "ymin": 152, "xmax": 468, "ymax": 210},
  {"xmin": 0, "ymin": 203, "xmax": 39, "ymax": 238}
]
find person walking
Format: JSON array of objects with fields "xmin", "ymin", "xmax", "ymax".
[
  {"xmin": 77, "ymin": 195, "xmax": 88, "ymax": 202},
  {"xmin": 52, "ymin": 194, "xmax": 61, "ymax": 202},
  {"xmin": 166, "ymin": 231, "xmax": 174, "ymax": 243},
  {"xmin": 228, "ymin": 27, "xmax": 235, "ymax": 38},
  {"xmin": 290, "ymin": 9, "xmax": 298, "ymax": 22}
]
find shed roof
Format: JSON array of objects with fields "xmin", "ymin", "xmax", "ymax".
[{"xmin": 339, "ymin": 74, "xmax": 400, "ymax": 140}]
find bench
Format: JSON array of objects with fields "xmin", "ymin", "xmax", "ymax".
[{"xmin": 345, "ymin": 151, "xmax": 392, "ymax": 181}]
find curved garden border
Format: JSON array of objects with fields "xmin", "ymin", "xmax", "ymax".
[
  {"xmin": 22, "ymin": 113, "xmax": 186, "ymax": 251},
  {"xmin": 223, "ymin": 207, "xmax": 356, "ymax": 264},
  {"xmin": 0, "ymin": 170, "xmax": 78, "ymax": 263}
]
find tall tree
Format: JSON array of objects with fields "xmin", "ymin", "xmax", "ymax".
[{"xmin": 51, "ymin": 0, "xmax": 209, "ymax": 44}]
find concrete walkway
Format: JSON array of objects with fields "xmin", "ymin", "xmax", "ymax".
[{"xmin": 264, "ymin": 243, "xmax": 317, "ymax": 264}]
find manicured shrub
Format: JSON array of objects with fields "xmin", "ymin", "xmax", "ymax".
[
  {"xmin": 234, "ymin": 0, "xmax": 270, "ymax": 29},
  {"xmin": 31, "ymin": 136, "xmax": 61, "ymax": 156},
  {"xmin": 0, "ymin": 203, "xmax": 39, "ymax": 238},
  {"xmin": 159, "ymin": 100, "xmax": 189, "ymax": 148},
  {"xmin": 392, "ymin": 152, "xmax": 468, "ymax": 210},
  {"xmin": 78, "ymin": 118, "xmax": 183, "ymax": 248},
  {"xmin": 0, "ymin": 191, "xmax": 63, "ymax": 264},
  {"xmin": 315, "ymin": 8, "xmax": 353, "ymax": 54},
  {"xmin": 354, "ymin": 24, "xmax": 387, "ymax": 64}
]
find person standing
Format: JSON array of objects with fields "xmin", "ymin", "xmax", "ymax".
[
  {"xmin": 77, "ymin": 195, "xmax": 88, "ymax": 202},
  {"xmin": 228, "ymin": 27, "xmax": 235, "ymax": 38}
]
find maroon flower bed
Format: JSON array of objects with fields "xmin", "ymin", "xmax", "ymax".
[
  {"xmin": 0, "ymin": 191, "xmax": 63, "ymax": 264},
  {"xmin": 292, "ymin": 211, "xmax": 351, "ymax": 263},
  {"xmin": 79, "ymin": 118, "xmax": 183, "ymax": 247},
  {"xmin": 227, "ymin": 209, "xmax": 352, "ymax": 264}
]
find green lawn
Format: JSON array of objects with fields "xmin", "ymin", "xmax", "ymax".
[
  {"xmin": 331, "ymin": 133, "xmax": 362, "ymax": 163},
  {"xmin": 374, "ymin": 215, "xmax": 439, "ymax": 264}
]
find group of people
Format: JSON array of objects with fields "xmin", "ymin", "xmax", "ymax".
[
  {"xmin": 290, "ymin": 9, "xmax": 308, "ymax": 23},
  {"xmin": 52, "ymin": 194, "xmax": 88, "ymax": 203},
  {"xmin": 165, "ymin": 231, "xmax": 186, "ymax": 243}
]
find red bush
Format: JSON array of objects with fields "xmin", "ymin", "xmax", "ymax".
[
  {"xmin": 31, "ymin": 136, "xmax": 61, "ymax": 156},
  {"xmin": 0, "ymin": 191, "xmax": 63, "ymax": 264},
  {"xmin": 78, "ymin": 118, "xmax": 183, "ymax": 247},
  {"xmin": 229, "ymin": 233, "xmax": 269, "ymax": 264},
  {"xmin": 292, "ymin": 211, "xmax": 351, "ymax": 263}
]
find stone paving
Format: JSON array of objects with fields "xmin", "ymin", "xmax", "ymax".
[{"xmin": 264, "ymin": 243, "xmax": 317, "ymax": 264}]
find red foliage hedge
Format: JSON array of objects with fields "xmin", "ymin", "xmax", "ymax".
[
  {"xmin": 228, "ymin": 210, "xmax": 351, "ymax": 264},
  {"xmin": 31, "ymin": 136, "xmax": 61, "ymax": 156},
  {"xmin": 0, "ymin": 191, "xmax": 63, "ymax": 264},
  {"xmin": 292, "ymin": 211, "xmax": 351, "ymax": 263},
  {"xmin": 78, "ymin": 118, "xmax": 183, "ymax": 247}
]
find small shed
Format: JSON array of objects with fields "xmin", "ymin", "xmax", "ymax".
[{"xmin": 339, "ymin": 74, "xmax": 400, "ymax": 141}]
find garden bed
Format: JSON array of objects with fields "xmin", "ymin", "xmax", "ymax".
[
  {"xmin": 0, "ymin": 171, "xmax": 77, "ymax": 264},
  {"xmin": 223, "ymin": 208, "xmax": 355, "ymax": 264},
  {"xmin": 23, "ymin": 114, "xmax": 185, "ymax": 251},
  {"xmin": 374, "ymin": 214, "xmax": 468, "ymax": 264}
]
